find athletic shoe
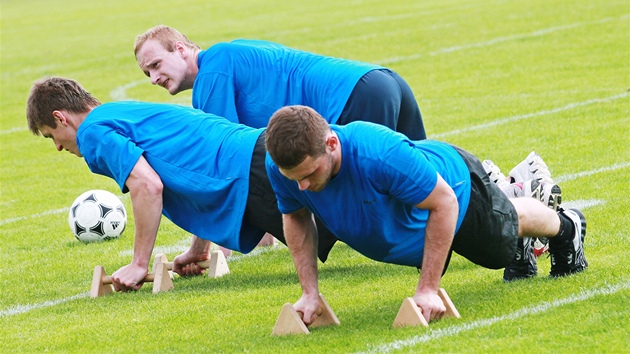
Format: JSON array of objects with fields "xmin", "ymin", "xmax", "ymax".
[
  {"xmin": 508, "ymin": 151, "xmax": 554, "ymax": 184},
  {"xmin": 520, "ymin": 179, "xmax": 562, "ymax": 211},
  {"xmin": 503, "ymin": 237, "xmax": 537, "ymax": 282},
  {"xmin": 482, "ymin": 160, "xmax": 510, "ymax": 189},
  {"xmin": 549, "ymin": 208, "xmax": 588, "ymax": 277},
  {"xmin": 533, "ymin": 238, "xmax": 549, "ymax": 257},
  {"xmin": 501, "ymin": 184, "xmax": 525, "ymax": 198}
]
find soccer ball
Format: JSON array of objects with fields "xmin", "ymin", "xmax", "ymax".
[{"xmin": 68, "ymin": 190, "xmax": 127, "ymax": 242}]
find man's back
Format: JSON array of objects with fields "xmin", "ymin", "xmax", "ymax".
[
  {"xmin": 78, "ymin": 101, "xmax": 264, "ymax": 252},
  {"xmin": 193, "ymin": 40, "xmax": 381, "ymax": 127}
]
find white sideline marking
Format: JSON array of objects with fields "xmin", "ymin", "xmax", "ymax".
[
  {"xmin": 109, "ymin": 79, "xmax": 147, "ymax": 101},
  {"xmin": 432, "ymin": 92, "xmax": 630, "ymax": 139},
  {"xmin": 0, "ymin": 292, "xmax": 89, "ymax": 319},
  {"xmin": 0, "ymin": 127, "xmax": 28, "ymax": 135},
  {"xmin": 378, "ymin": 15, "xmax": 625, "ymax": 65},
  {"xmin": 556, "ymin": 162, "xmax": 630, "ymax": 183},
  {"xmin": 0, "ymin": 194, "xmax": 128, "ymax": 227},
  {"xmin": 359, "ymin": 280, "xmax": 630, "ymax": 353},
  {"xmin": 562, "ymin": 199, "xmax": 605, "ymax": 211},
  {"xmin": 0, "ymin": 208, "xmax": 69, "ymax": 226},
  {"xmin": 0, "ymin": 163, "xmax": 625, "ymax": 227}
]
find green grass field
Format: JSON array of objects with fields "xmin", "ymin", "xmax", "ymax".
[{"xmin": 1, "ymin": 0, "xmax": 629, "ymax": 352}]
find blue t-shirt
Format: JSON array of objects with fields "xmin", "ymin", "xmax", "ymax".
[
  {"xmin": 77, "ymin": 101, "xmax": 265, "ymax": 253},
  {"xmin": 266, "ymin": 122, "xmax": 471, "ymax": 267},
  {"xmin": 192, "ymin": 39, "xmax": 382, "ymax": 127}
]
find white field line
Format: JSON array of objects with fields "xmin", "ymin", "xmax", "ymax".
[
  {"xmin": 0, "ymin": 208, "xmax": 69, "ymax": 227},
  {"xmin": 432, "ymin": 92, "xmax": 630, "ymax": 139},
  {"xmin": 1, "ymin": 14, "xmax": 624, "ymax": 135},
  {"xmin": 0, "ymin": 163, "xmax": 626, "ymax": 228},
  {"xmin": 0, "ymin": 126, "xmax": 28, "ymax": 135},
  {"xmin": 0, "ymin": 292, "xmax": 89, "ymax": 319},
  {"xmin": 109, "ymin": 79, "xmax": 147, "ymax": 101},
  {"xmin": 359, "ymin": 280, "xmax": 630, "ymax": 354},
  {"xmin": 555, "ymin": 161, "xmax": 630, "ymax": 183},
  {"xmin": 378, "ymin": 15, "xmax": 627, "ymax": 65},
  {"xmin": 561, "ymin": 199, "xmax": 605, "ymax": 211},
  {"xmin": 0, "ymin": 194, "xmax": 128, "ymax": 227}
]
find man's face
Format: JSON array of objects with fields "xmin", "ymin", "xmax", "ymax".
[
  {"xmin": 136, "ymin": 39, "xmax": 192, "ymax": 95},
  {"xmin": 39, "ymin": 123, "xmax": 81, "ymax": 157},
  {"xmin": 280, "ymin": 154, "xmax": 335, "ymax": 192}
]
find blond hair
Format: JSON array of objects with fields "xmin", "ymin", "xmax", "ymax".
[{"xmin": 134, "ymin": 25, "xmax": 200, "ymax": 55}]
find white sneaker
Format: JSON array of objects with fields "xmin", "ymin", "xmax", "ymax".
[
  {"xmin": 521, "ymin": 179, "xmax": 562, "ymax": 211},
  {"xmin": 482, "ymin": 160, "xmax": 510, "ymax": 189},
  {"xmin": 508, "ymin": 151, "xmax": 554, "ymax": 184}
]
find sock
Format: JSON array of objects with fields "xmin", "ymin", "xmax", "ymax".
[{"xmin": 552, "ymin": 211, "xmax": 574, "ymax": 243}]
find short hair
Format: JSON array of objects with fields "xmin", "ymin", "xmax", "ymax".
[
  {"xmin": 265, "ymin": 105, "xmax": 331, "ymax": 169},
  {"xmin": 134, "ymin": 25, "xmax": 201, "ymax": 56},
  {"xmin": 26, "ymin": 77, "xmax": 100, "ymax": 135}
]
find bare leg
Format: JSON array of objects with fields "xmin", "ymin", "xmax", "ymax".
[
  {"xmin": 258, "ymin": 232, "xmax": 276, "ymax": 246},
  {"xmin": 510, "ymin": 198, "xmax": 560, "ymax": 238}
]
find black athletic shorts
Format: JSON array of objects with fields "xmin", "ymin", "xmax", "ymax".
[
  {"xmin": 244, "ymin": 132, "xmax": 338, "ymax": 262},
  {"xmin": 337, "ymin": 69, "xmax": 426, "ymax": 140},
  {"xmin": 449, "ymin": 145, "xmax": 519, "ymax": 269}
]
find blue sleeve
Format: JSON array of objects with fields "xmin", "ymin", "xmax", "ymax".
[
  {"xmin": 78, "ymin": 124, "xmax": 143, "ymax": 193},
  {"xmin": 192, "ymin": 72, "xmax": 239, "ymax": 124},
  {"xmin": 265, "ymin": 153, "xmax": 305, "ymax": 214}
]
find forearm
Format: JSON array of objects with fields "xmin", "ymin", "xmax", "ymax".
[
  {"xmin": 417, "ymin": 204, "xmax": 457, "ymax": 294},
  {"xmin": 414, "ymin": 175, "xmax": 459, "ymax": 296},
  {"xmin": 126, "ymin": 156, "xmax": 164, "ymax": 270},
  {"xmin": 188, "ymin": 235, "xmax": 212, "ymax": 257},
  {"xmin": 283, "ymin": 209, "xmax": 319, "ymax": 299},
  {"xmin": 129, "ymin": 184, "xmax": 163, "ymax": 269}
]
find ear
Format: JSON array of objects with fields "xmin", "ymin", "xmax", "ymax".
[
  {"xmin": 325, "ymin": 134, "xmax": 339, "ymax": 152},
  {"xmin": 52, "ymin": 110, "xmax": 68, "ymax": 126},
  {"xmin": 174, "ymin": 41, "xmax": 187, "ymax": 57}
]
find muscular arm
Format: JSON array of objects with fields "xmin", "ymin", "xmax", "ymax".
[
  {"xmin": 283, "ymin": 208, "xmax": 321, "ymax": 325},
  {"xmin": 111, "ymin": 155, "xmax": 164, "ymax": 291},
  {"xmin": 413, "ymin": 174, "xmax": 458, "ymax": 322}
]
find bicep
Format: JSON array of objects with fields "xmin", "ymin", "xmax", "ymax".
[
  {"xmin": 124, "ymin": 156, "xmax": 163, "ymax": 194},
  {"xmin": 414, "ymin": 174, "xmax": 457, "ymax": 211}
]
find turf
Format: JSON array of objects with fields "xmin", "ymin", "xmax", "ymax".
[{"xmin": 1, "ymin": 0, "xmax": 629, "ymax": 352}]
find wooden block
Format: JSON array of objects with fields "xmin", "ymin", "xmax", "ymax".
[
  {"xmin": 392, "ymin": 288, "xmax": 460, "ymax": 328},
  {"xmin": 90, "ymin": 264, "xmax": 174, "ymax": 298},
  {"xmin": 90, "ymin": 266, "xmax": 113, "ymax": 298},
  {"xmin": 438, "ymin": 288, "xmax": 460, "ymax": 319},
  {"xmin": 271, "ymin": 303, "xmax": 310, "ymax": 336},
  {"xmin": 207, "ymin": 250, "xmax": 230, "ymax": 278},
  {"xmin": 152, "ymin": 253, "xmax": 173, "ymax": 279},
  {"xmin": 393, "ymin": 297, "xmax": 428, "ymax": 328},
  {"xmin": 310, "ymin": 294, "xmax": 340, "ymax": 328},
  {"xmin": 152, "ymin": 262, "xmax": 174, "ymax": 294},
  {"xmin": 271, "ymin": 294, "xmax": 340, "ymax": 336}
]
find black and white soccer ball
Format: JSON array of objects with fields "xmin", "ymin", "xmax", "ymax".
[{"xmin": 68, "ymin": 190, "xmax": 127, "ymax": 243}]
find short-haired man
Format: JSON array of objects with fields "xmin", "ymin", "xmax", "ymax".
[
  {"xmin": 26, "ymin": 78, "xmax": 338, "ymax": 291},
  {"xmin": 264, "ymin": 105, "xmax": 587, "ymax": 324},
  {"xmin": 133, "ymin": 25, "xmax": 426, "ymax": 140}
]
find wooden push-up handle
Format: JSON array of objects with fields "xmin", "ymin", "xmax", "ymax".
[
  {"xmin": 271, "ymin": 294, "xmax": 340, "ymax": 336},
  {"xmin": 90, "ymin": 262, "xmax": 173, "ymax": 298},
  {"xmin": 152, "ymin": 250, "xmax": 229, "ymax": 278},
  {"xmin": 392, "ymin": 288, "xmax": 460, "ymax": 328}
]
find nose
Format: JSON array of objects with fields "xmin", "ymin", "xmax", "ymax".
[
  {"xmin": 150, "ymin": 71, "xmax": 160, "ymax": 85},
  {"xmin": 55, "ymin": 142, "xmax": 63, "ymax": 152},
  {"xmin": 297, "ymin": 179, "xmax": 310, "ymax": 191}
]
